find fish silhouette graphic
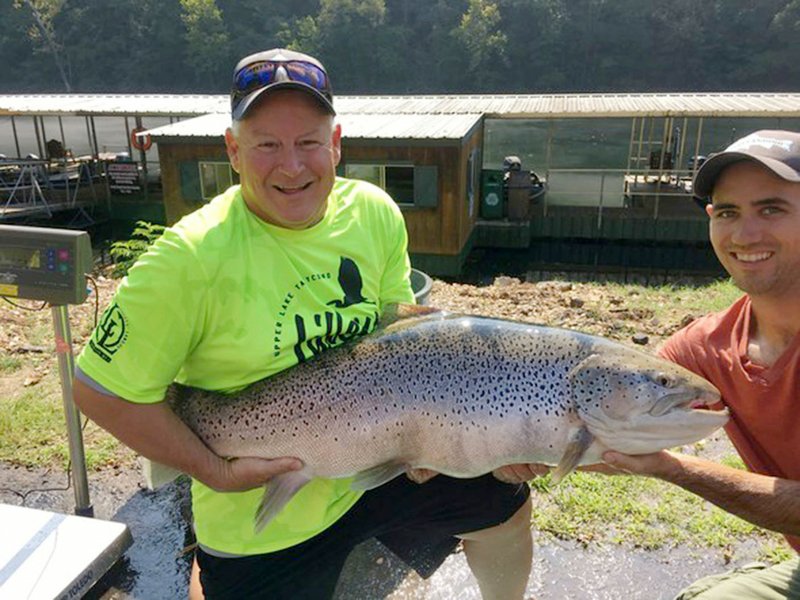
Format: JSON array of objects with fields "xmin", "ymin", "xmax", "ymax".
[{"xmin": 327, "ymin": 257, "xmax": 375, "ymax": 308}]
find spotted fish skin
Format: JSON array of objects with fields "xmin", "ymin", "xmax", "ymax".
[{"xmin": 167, "ymin": 310, "xmax": 727, "ymax": 529}]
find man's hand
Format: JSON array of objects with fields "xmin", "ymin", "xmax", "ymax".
[
  {"xmin": 206, "ymin": 456, "xmax": 304, "ymax": 492},
  {"xmin": 601, "ymin": 450, "xmax": 677, "ymax": 478},
  {"xmin": 604, "ymin": 450, "xmax": 800, "ymax": 537},
  {"xmin": 492, "ymin": 463, "xmax": 550, "ymax": 484},
  {"xmin": 490, "ymin": 455, "xmax": 670, "ymax": 484}
]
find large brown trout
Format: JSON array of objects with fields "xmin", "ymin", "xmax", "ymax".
[{"xmin": 164, "ymin": 307, "xmax": 727, "ymax": 531}]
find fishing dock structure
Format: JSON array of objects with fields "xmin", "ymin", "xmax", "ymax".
[
  {"xmin": 3, "ymin": 92, "xmax": 800, "ymax": 275},
  {"xmin": 0, "ymin": 94, "xmax": 225, "ymax": 232},
  {"xmin": 0, "ymin": 156, "xmax": 102, "ymax": 224},
  {"xmin": 140, "ymin": 92, "xmax": 800, "ymax": 274}
]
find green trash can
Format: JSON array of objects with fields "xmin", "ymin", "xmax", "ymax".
[{"xmin": 480, "ymin": 170, "xmax": 504, "ymax": 219}]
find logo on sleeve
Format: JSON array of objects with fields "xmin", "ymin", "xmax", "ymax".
[{"xmin": 89, "ymin": 302, "xmax": 128, "ymax": 363}]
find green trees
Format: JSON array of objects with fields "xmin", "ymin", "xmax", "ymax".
[
  {"xmin": 2, "ymin": 0, "xmax": 799, "ymax": 93},
  {"xmin": 453, "ymin": 0, "xmax": 507, "ymax": 90},
  {"xmin": 179, "ymin": 0, "xmax": 230, "ymax": 87}
]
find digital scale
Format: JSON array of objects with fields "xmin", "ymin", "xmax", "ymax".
[
  {"xmin": 0, "ymin": 224, "xmax": 132, "ymax": 599},
  {"xmin": 0, "ymin": 225, "xmax": 93, "ymax": 305}
]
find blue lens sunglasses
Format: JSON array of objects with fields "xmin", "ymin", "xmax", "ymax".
[{"xmin": 232, "ymin": 60, "xmax": 332, "ymax": 109}]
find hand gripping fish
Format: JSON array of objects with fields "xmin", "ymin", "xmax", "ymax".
[{"xmin": 161, "ymin": 306, "xmax": 727, "ymax": 532}]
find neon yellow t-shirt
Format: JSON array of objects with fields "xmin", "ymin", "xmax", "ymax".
[{"xmin": 77, "ymin": 178, "xmax": 415, "ymax": 555}]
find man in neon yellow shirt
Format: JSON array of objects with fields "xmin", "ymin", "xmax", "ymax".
[{"xmin": 74, "ymin": 48, "xmax": 533, "ymax": 599}]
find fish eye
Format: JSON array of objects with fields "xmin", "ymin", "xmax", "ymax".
[{"xmin": 655, "ymin": 374, "xmax": 673, "ymax": 388}]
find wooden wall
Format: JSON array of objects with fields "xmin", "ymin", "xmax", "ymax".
[
  {"xmin": 157, "ymin": 140, "xmax": 228, "ymax": 224},
  {"xmin": 342, "ymin": 124, "xmax": 483, "ymax": 259},
  {"xmin": 157, "ymin": 123, "xmax": 484, "ymax": 273}
]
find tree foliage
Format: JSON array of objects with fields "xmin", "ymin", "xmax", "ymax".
[
  {"xmin": 108, "ymin": 221, "xmax": 165, "ymax": 278},
  {"xmin": 179, "ymin": 0, "xmax": 231, "ymax": 87},
  {"xmin": 453, "ymin": 0, "xmax": 507, "ymax": 89},
  {"xmin": 3, "ymin": 0, "xmax": 799, "ymax": 93}
]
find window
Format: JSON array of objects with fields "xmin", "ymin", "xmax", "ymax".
[
  {"xmin": 199, "ymin": 161, "xmax": 234, "ymax": 200},
  {"xmin": 345, "ymin": 164, "xmax": 415, "ymax": 205}
]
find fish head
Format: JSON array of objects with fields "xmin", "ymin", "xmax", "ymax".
[{"xmin": 568, "ymin": 347, "xmax": 728, "ymax": 455}]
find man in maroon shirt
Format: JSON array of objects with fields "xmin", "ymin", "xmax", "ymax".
[
  {"xmin": 497, "ymin": 130, "xmax": 800, "ymax": 598},
  {"xmin": 610, "ymin": 130, "xmax": 800, "ymax": 598}
]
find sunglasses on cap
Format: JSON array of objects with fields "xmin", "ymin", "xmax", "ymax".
[{"xmin": 231, "ymin": 60, "xmax": 332, "ymax": 108}]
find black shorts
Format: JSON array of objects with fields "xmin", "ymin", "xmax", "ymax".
[{"xmin": 196, "ymin": 473, "xmax": 530, "ymax": 600}]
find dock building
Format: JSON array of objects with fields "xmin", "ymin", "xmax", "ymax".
[{"xmin": 2, "ymin": 93, "xmax": 800, "ymax": 275}]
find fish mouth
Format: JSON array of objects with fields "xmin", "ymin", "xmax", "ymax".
[{"xmin": 648, "ymin": 389, "xmax": 720, "ymax": 417}]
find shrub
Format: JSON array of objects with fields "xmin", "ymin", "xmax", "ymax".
[{"xmin": 108, "ymin": 221, "xmax": 165, "ymax": 278}]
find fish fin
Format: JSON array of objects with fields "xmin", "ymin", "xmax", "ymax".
[
  {"xmin": 140, "ymin": 457, "xmax": 184, "ymax": 490},
  {"xmin": 551, "ymin": 426, "xmax": 594, "ymax": 485},
  {"xmin": 350, "ymin": 462, "xmax": 407, "ymax": 491},
  {"xmin": 254, "ymin": 471, "xmax": 313, "ymax": 533}
]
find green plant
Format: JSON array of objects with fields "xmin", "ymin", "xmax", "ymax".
[
  {"xmin": 108, "ymin": 221, "xmax": 166, "ymax": 278},
  {"xmin": 0, "ymin": 355, "xmax": 23, "ymax": 373}
]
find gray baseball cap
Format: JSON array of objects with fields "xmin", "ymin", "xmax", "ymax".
[
  {"xmin": 231, "ymin": 48, "xmax": 335, "ymax": 120},
  {"xmin": 693, "ymin": 129, "xmax": 800, "ymax": 198}
]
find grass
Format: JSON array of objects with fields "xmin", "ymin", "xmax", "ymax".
[
  {"xmin": 0, "ymin": 367, "xmax": 132, "ymax": 470},
  {"xmin": 530, "ymin": 467, "xmax": 792, "ymax": 562},
  {"xmin": 0, "ymin": 352, "xmax": 133, "ymax": 471},
  {"xmin": 0, "ymin": 354, "xmax": 23, "ymax": 373},
  {"xmin": 603, "ymin": 278, "xmax": 743, "ymax": 317}
]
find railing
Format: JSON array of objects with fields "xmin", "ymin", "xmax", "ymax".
[
  {"xmin": 541, "ymin": 168, "xmax": 704, "ymax": 225},
  {"xmin": 0, "ymin": 158, "xmax": 101, "ymax": 219}
]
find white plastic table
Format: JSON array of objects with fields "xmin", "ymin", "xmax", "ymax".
[{"xmin": 0, "ymin": 503, "xmax": 131, "ymax": 599}]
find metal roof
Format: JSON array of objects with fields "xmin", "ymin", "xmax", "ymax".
[
  {"xmin": 144, "ymin": 112, "xmax": 484, "ymax": 141},
  {"xmin": 336, "ymin": 93, "xmax": 800, "ymax": 118},
  {"xmin": 2, "ymin": 92, "xmax": 800, "ymax": 119},
  {"xmin": 0, "ymin": 94, "xmax": 227, "ymax": 117}
]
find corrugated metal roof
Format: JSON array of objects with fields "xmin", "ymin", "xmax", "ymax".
[
  {"xmin": 336, "ymin": 93, "xmax": 800, "ymax": 117},
  {"xmin": 2, "ymin": 92, "xmax": 800, "ymax": 119},
  {"xmin": 340, "ymin": 112, "xmax": 483, "ymax": 139},
  {"xmin": 144, "ymin": 112, "xmax": 484, "ymax": 140},
  {"xmin": 143, "ymin": 113, "xmax": 229, "ymax": 138},
  {"xmin": 0, "ymin": 94, "xmax": 227, "ymax": 117}
]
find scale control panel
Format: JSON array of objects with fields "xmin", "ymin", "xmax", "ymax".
[{"xmin": 0, "ymin": 224, "xmax": 92, "ymax": 305}]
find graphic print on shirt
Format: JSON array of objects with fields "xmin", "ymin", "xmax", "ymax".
[
  {"xmin": 271, "ymin": 256, "xmax": 380, "ymax": 363},
  {"xmin": 327, "ymin": 257, "xmax": 376, "ymax": 308},
  {"xmin": 88, "ymin": 302, "xmax": 128, "ymax": 363}
]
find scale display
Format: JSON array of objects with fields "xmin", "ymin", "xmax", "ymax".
[{"xmin": 0, "ymin": 224, "xmax": 92, "ymax": 305}]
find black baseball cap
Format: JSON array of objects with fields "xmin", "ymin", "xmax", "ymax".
[
  {"xmin": 230, "ymin": 48, "xmax": 335, "ymax": 120},
  {"xmin": 693, "ymin": 129, "xmax": 800, "ymax": 199}
]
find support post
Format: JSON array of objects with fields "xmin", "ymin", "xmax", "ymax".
[
  {"xmin": 51, "ymin": 305, "xmax": 93, "ymax": 518},
  {"xmin": 11, "ymin": 116, "xmax": 21, "ymax": 157}
]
